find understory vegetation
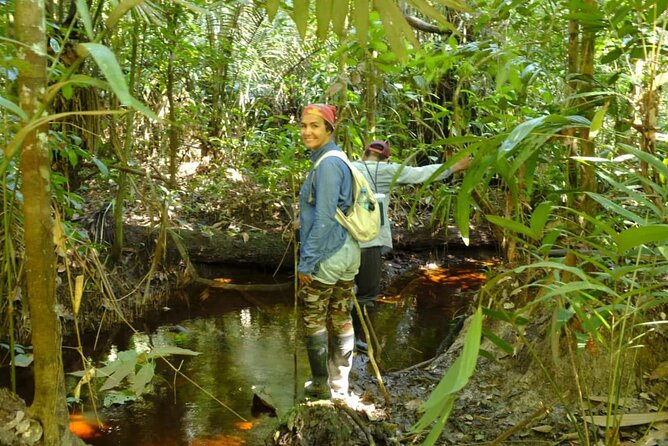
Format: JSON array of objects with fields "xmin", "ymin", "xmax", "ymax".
[{"xmin": 1, "ymin": 0, "xmax": 668, "ymax": 445}]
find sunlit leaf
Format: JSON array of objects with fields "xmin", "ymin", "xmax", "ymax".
[
  {"xmin": 316, "ymin": 0, "xmax": 333, "ymax": 40},
  {"xmin": 0, "ymin": 95, "xmax": 28, "ymax": 121},
  {"xmin": 76, "ymin": 0, "xmax": 95, "ymax": 40},
  {"xmin": 331, "ymin": 0, "xmax": 349, "ymax": 36},
  {"xmin": 265, "ymin": 0, "xmax": 280, "ymax": 21},
  {"xmin": 616, "ymin": 225, "xmax": 668, "ymax": 256},
  {"xmin": 354, "ymin": 0, "xmax": 369, "ymax": 47},
  {"xmin": 293, "ymin": 0, "xmax": 310, "ymax": 39},
  {"xmin": 106, "ymin": 0, "xmax": 146, "ymax": 29},
  {"xmin": 589, "ymin": 102, "xmax": 608, "ymax": 138},
  {"xmin": 77, "ymin": 43, "xmax": 159, "ymax": 121}
]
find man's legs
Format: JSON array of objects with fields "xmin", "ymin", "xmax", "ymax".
[{"xmin": 353, "ymin": 246, "xmax": 382, "ymax": 351}]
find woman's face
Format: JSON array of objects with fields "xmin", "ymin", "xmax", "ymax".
[{"xmin": 300, "ymin": 114, "xmax": 332, "ymax": 151}]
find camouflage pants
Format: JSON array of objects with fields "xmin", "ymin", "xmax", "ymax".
[{"xmin": 300, "ymin": 279, "xmax": 355, "ymax": 337}]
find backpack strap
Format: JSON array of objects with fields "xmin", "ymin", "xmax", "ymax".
[{"xmin": 308, "ymin": 151, "xmax": 349, "ymax": 205}]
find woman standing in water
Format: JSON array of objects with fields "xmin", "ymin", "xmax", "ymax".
[{"xmin": 297, "ymin": 103, "xmax": 360, "ymax": 400}]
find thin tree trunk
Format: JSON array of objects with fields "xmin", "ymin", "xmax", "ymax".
[{"xmin": 15, "ymin": 1, "xmax": 83, "ymax": 444}]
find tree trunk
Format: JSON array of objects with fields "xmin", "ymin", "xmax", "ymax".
[{"xmin": 15, "ymin": 1, "xmax": 83, "ymax": 444}]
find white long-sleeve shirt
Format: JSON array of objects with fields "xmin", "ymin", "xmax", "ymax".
[{"xmin": 351, "ymin": 160, "xmax": 453, "ymax": 250}]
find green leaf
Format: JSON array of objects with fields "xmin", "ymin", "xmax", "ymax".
[
  {"xmin": 432, "ymin": 0, "xmax": 472, "ymax": 12},
  {"xmin": 410, "ymin": 307, "xmax": 482, "ymax": 439},
  {"xmin": 589, "ymin": 103, "xmax": 608, "ymax": 138},
  {"xmin": 315, "ymin": 0, "xmax": 332, "ymax": 40},
  {"xmin": 540, "ymin": 281, "xmax": 614, "ymax": 301},
  {"xmin": 78, "ymin": 43, "xmax": 159, "ymax": 121},
  {"xmin": 530, "ymin": 201, "xmax": 553, "ymax": 237},
  {"xmin": 616, "ymin": 225, "xmax": 668, "ymax": 256},
  {"xmin": 486, "ymin": 214, "xmax": 535, "ymax": 239},
  {"xmin": 90, "ymin": 155, "xmax": 110, "ymax": 177},
  {"xmin": 130, "ymin": 362, "xmax": 155, "ymax": 396},
  {"xmin": 586, "ymin": 192, "xmax": 646, "ymax": 225},
  {"xmin": 106, "ymin": 0, "xmax": 146, "ymax": 29},
  {"xmin": 76, "ymin": 0, "xmax": 95, "ymax": 40},
  {"xmin": 482, "ymin": 328, "xmax": 514, "ymax": 355},
  {"xmin": 0, "ymin": 95, "xmax": 28, "ymax": 121},
  {"xmin": 266, "ymin": 0, "xmax": 280, "ymax": 20},
  {"xmin": 331, "ymin": 0, "xmax": 349, "ymax": 36},
  {"xmin": 293, "ymin": 0, "xmax": 310, "ymax": 39},
  {"xmin": 354, "ymin": 0, "xmax": 369, "ymax": 47}
]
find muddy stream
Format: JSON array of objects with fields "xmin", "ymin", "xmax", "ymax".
[{"xmin": 64, "ymin": 254, "xmax": 494, "ymax": 445}]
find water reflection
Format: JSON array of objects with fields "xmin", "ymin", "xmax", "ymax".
[{"xmin": 77, "ymin": 257, "xmax": 491, "ymax": 445}]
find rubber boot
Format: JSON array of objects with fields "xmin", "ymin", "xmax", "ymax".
[
  {"xmin": 304, "ymin": 332, "xmax": 331, "ymax": 400},
  {"xmin": 351, "ymin": 307, "xmax": 368, "ymax": 353},
  {"xmin": 328, "ymin": 333, "xmax": 354, "ymax": 398}
]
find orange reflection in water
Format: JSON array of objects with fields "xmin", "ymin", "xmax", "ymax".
[
  {"xmin": 188, "ymin": 433, "xmax": 246, "ymax": 445},
  {"xmin": 69, "ymin": 413, "xmax": 107, "ymax": 440},
  {"xmin": 234, "ymin": 421, "xmax": 254, "ymax": 430}
]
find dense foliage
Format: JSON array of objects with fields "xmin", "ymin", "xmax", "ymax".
[{"xmin": 1, "ymin": 0, "xmax": 668, "ymax": 444}]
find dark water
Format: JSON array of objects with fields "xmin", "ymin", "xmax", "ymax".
[{"xmin": 63, "ymin": 255, "xmax": 492, "ymax": 445}]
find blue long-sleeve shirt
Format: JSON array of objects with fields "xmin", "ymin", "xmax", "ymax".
[{"xmin": 298, "ymin": 141, "xmax": 354, "ymax": 275}]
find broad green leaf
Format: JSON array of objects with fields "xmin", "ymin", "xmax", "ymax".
[
  {"xmin": 354, "ymin": 0, "xmax": 369, "ymax": 47},
  {"xmin": 411, "ymin": 307, "xmax": 482, "ymax": 439},
  {"xmin": 586, "ymin": 192, "xmax": 646, "ymax": 225},
  {"xmin": 513, "ymin": 261, "xmax": 591, "ymax": 282},
  {"xmin": 655, "ymin": 72, "xmax": 668, "ymax": 89},
  {"xmin": 589, "ymin": 103, "xmax": 608, "ymax": 138},
  {"xmin": 78, "ymin": 43, "xmax": 159, "ymax": 121},
  {"xmin": 331, "ymin": 0, "xmax": 349, "ymax": 36},
  {"xmin": 482, "ymin": 328, "xmax": 514, "ymax": 355},
  {"xmin": 374, "ymin": 0, "xmax": 407, "ymax": 62},
  {"xmin": 482, "ymin": 307, "xmax": 529, "ymax": 325},
  {"xmin": 76, "ymin": 0, "xmax": 95, "ymax": 40},
  {"xmin": 106, "ymin": 0, "xmax": 146, "ymax": 29},
  {"xmin": 315, "ymin": 0, "xmax": 333, "ymax": 40},
  {"xmin": 540, "ymin": 281, "xmax": 615, "ymax": 301},
  {"xmin": 130, "ymin": 362, "xmax": 155, "ymax": 396},
  {"xmin": 293, "ymin": 0, "xmax": 310, "ymax": 39},
  {"xmin": 265, "ymin": 0, "xmax": 280, "ymax": 20},
  {"xmin": 616, "ymin": 225, "xmax": 668, "ymax": 256},
  {"xmin": 100, "ymin": 358, "xmax": 136, "ymax": 391},
  {"xmin": 0, "ymin": 95, "xmax": 28, "ymax": 121},
  {"xmin": 530, "ymin": 201, "xmax": 553, "ymax": 237},
  {"xmin": 486, "ymin": 214, "xmax": 535, "ymax": 239},
  {"xmin": 90, "ymin": 155, "xmax": 110, "ymax": 177},
  {"xmin": 499, "ymin": 116, "xmax": 547, "ymax": 154},
  {"xmin": 406, "ymin": 0, "xmax": 455, "ymax": 28}
]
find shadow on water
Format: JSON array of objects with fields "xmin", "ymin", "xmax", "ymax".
[{"xmin": 62, "ymin": 252, "xmax": 496, "ymax": 445}]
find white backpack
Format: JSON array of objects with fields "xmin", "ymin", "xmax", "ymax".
[{"xmin": 312, "ymin": 151, "xmax": 381, "ymax": 242}]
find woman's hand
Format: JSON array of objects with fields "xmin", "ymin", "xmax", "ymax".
[{"xmin": 298, "ymin": 272, "xmax": 314, "ymax": 286}]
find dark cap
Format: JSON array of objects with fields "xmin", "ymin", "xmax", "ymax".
[{"xmin": 367, "ymin": 140, "xmax": 390, "ymax": 158}]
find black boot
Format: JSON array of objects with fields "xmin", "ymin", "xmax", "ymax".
[
  {"xmin": 328, "ymin": 333, "xmax": 354, "ymax": 398},
  {"xmin": 304, "ymin": 332, "xmax": 331, "ymax": 400},
  {"xmin": 352, "ymin": 298, "xmax": 373, "ymax": 353}
]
